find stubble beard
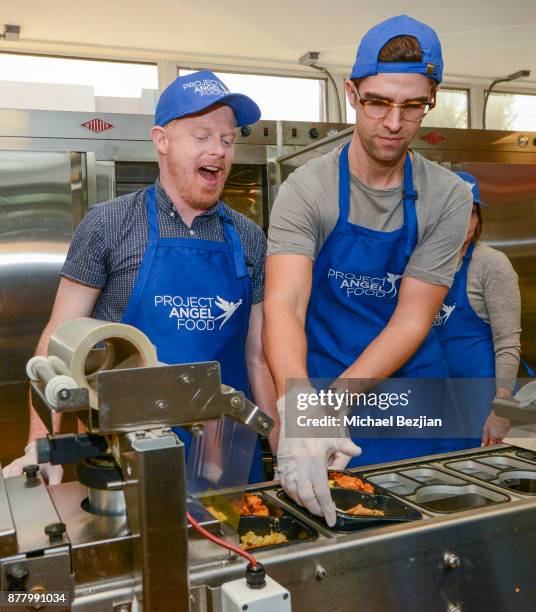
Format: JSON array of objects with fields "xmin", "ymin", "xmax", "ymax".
[{"xmin": 167, "ymin": 152, "xmax": 228, "ymax": 210}]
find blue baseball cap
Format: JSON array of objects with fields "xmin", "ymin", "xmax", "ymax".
[
  {"xmin": 155, "ymin": 70, "xmax": 261, "ymax": 128},
  {"xmin": 455, "ymin": 171, "xmax": 488, "ymax": 208},
  {"xmin": 350, "ymin": 15, "xmax": 443, "ymax": 83}
]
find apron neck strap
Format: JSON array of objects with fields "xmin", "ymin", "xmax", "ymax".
[
  {"xmin": 145, "ymin": 185, "xmax": 160, "ymax": 243},
  {"xmin": 338, "ymin": 145, "xmax": 419, "ymax": 260},
  {"xmin": 218, "ymin": 204, "xmax": 249, "ymax": 278},
  {"xmin": 402, "ymin": 152, "xmax": 419, "ymax": 259},
  {"xmin": 337, "ymin": 143, "xmax": 352, "ymax": 225}
]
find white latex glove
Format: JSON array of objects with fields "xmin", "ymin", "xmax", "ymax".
[
  {"xmin": 276, "ymin": 388, "xmax": 361, "ymax": 527},
  {"xmin": 1, "ymin": 441, "xmax": 63, "ymax": 485}
]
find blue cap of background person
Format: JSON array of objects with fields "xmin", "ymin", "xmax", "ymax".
[
  {"xmin": 350, "ymin": 15, "xmax": 443, "ymax": 83},
  {"xmin": 155, "ymin": 70, "xmax": 261, "ymax": 128},
  {"xmin": 455, "ymin": 171, "xmax": 488, "ymax": 208}
]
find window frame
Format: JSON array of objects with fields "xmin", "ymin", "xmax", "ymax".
[{"xmin": 177, "ymin": 64, "xmax": 328, "ymax": 122}]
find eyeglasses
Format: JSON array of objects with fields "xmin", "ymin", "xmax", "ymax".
[{"xmin": 353, "ymin": 87, "xmax": 435, "ymax": 122}]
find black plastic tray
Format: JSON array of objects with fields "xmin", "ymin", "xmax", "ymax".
[
  {"xmin": 277, "ymin": 470, "xmax": 422, "ymax": 532},
  {"xmin": 238, "ymin": 515, "xmax": 317, "ymax": 551}
]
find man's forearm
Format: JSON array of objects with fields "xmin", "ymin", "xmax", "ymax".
[
  {"xmin": 248, "ymin": 360, "xmax": 279, "ymax": 452},
  {"xmin": 337, "ymin": 317, "xmax": 431, "ymax": 383},
  {"xmin": 263, "ymin": 304, "xmax": 309, "ymax": 397}
]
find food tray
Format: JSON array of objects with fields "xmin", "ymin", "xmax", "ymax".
[
  {"xmin": 407, "ymin": 484, "xmax": 509, "ymax": 513},
  {"xmin": 201, "ymin": 491, "xmax": 284, "ymax": 522},
  {"xmin": 277, "ymin": 469, "xmax": 422, "ymax": 532},
  {"xmin": 238, "ymin": 515, "xmax": 317, "ymax": 551}
]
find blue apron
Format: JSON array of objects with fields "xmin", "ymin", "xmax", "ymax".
[
  {"xmin": 306, "ymin": 144, "xmax": 466, "ymax": 466},
  {"xmin": 122, "ymin": 186, "xmax": 263, "ymax": 483},
  {"xmin": 435, "ymin": 241, "xmax": 534, "ymax": 446}
]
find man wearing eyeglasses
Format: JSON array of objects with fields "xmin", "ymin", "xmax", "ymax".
[{"xmin": 264, "ymin": 15, "xmax": 472, "ymax": 525}]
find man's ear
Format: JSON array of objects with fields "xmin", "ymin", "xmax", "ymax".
[
  {"xmin": 151, "ymin": 126, "xmax": 168, "ymax": 155},
  {"xmin": 344, "ymin": 79, "xmax": 358, "ymax": 110}
]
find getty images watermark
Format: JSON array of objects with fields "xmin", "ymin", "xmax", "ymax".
[{"xmin": 283, "ymin": 378, "xmax": 510, "ymax": 439}]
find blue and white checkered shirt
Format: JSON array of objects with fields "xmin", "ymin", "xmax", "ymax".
[{"xmin": 62, "ymin": 179, "xmax": 266, "ymax": 322}]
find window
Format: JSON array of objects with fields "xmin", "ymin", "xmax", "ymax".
[
  {"xmin": 179, "ymin": 69, "xmax": 325, "ymax": 122},
  {"xmin": 345, "ymin": 87, "xmax": 469, "ymax": 129},
  {"xmin": 421, "ymin": 88, "xmax": 469, "ymax": 129},
  {"xmin": 0, "ymin": 53, "xmax": 158, "ymax": 114},
  {"xmin": 485, "ymin": 92, "xmax": 536, "ymax": 131}
]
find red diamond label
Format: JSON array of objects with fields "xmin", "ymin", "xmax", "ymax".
[
  {"xmin": 81, "ymin": 118, "xmax": 114, "ymax": 133},
  {"xmin": 420, "ymin": 131, "xmax": 445, "ymax": 145}
]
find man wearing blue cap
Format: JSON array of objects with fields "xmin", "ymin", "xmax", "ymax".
[
  {"xmin": 4, "ymin": 71, "xmax": 277, "ymax": 485},
  {"xmin": 265, "ymin": 16, "xmax": 473, "ymax": 525}
]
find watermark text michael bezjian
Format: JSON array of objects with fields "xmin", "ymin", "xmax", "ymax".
[{"xmin": 293, "ymin": 389, "xmax": 443, "ymax": 429}]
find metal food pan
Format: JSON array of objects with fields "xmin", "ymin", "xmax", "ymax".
[
  {"xmin": 494, "ymin": 470, "xmax": 536, "ymax": 495},
  {"xmin": 408, "ymin": 484, "xmax": 509, "ymax": 514},
  {"xmin": 443, "ymin": 460, "xmax": 499, "ymax": 482},
  {"xmin": 399, "ymin": 467, "xmax": 467, "ymax": 486},
  {"xmin": 365, "ymin": 472, "xmax": 421, "ymax": 497},
  {"xmin": 514, "ymin": 449, "xmax": 536, "ymax": 463},
  {"xmin": 476, "ymin": 455, "xmax": 536, "ymax": 471},
  {"xmin": 277, "ymin": 488, "xmax": 422, "ymax": 533},
  {"xmin": 238, "ymin": 515, "xmax": 317, "ymax": 551}
]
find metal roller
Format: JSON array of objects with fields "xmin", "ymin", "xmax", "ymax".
[{"xmin": 46, "ymin": 318, "xmax": 158, "ymax": 408}]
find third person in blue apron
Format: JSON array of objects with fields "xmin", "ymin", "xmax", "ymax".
[{"xmin": 435, "ymin": 171, "xmax": 531, "ymax": 447}]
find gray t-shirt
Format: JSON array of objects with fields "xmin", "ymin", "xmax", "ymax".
[
  {"xmin": 465, "ymin": 243, "xmax": 521, "ymax": 390},
  {"xmin": 268, "ymin": 148, "xmax": 472, "ymax": 287}
]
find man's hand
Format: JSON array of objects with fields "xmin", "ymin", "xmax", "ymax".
[
  {"xmin": 2, "ymin": 441, "xmax": 63, "ymax": 485},
  {"xmin": 482, "ymin": 411, "xmax": 511, "ymax": 446},
  {"xmin": 276, "ymin": 388, "xmax": 361, "ymax": 526}
]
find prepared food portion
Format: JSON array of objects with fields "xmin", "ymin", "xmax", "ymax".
[
  {"xmin": 240, "ymin": 493, "xmax": 270, "ymax": 516},
  {"xmin": 340, "ymin": 503, "xmax": 385, "ymax": 517},
  {"xmin": 240, "ymin": 530, "xmax": 289, "ymax": 550},
  {"xmin": 329, "ymin": 471, "xmax": 375, "ymax": 493}
]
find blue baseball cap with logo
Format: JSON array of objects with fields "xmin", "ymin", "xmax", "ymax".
[
  {"xmin": 155, "ymin": 70, "xmax": 261, "ymax": 127},
  {"xmin": 350, "ymin": 15, "xmax": 443, "ymax": 83},
  {"xmin": 455, "ymin": 171, "xmax": 488, "ymax": 208}
]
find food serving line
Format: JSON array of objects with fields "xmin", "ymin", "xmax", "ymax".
[{"xmin": 1, "ymin": 320, "xmax": 536, "ymax": 611}]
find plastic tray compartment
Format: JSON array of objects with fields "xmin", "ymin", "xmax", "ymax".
[
  {"xmin": 277, "ymin": 488, "xmax": 422, "ymax": 532},
  {"xmin": 366, "ymin": 472, "xmax": 421, "ymax": 497},
  {"xmin": 443, "ymin": 460, "xmax": 499, "ymax": 482},
  {"xmin": 408, "ymin": 484, "xmax": 509, "ymax": 514},
  {"xmin": 399, "ymin": 467, "xmax": 467, "ymax": 486},
  {"xmin": 201, "ymin": 491, "xmax": 284, "ymax": 523},
  {"xmin": 238, "ymin": 515, "xmax": 317, "ymax": 551},
  {"xmin": 494, "ymin": 470, "xmax": 536, "ymax": 495},
  {"xmin": 476, "ymin": 455, "xmax": 536, "ymax": 471}
]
